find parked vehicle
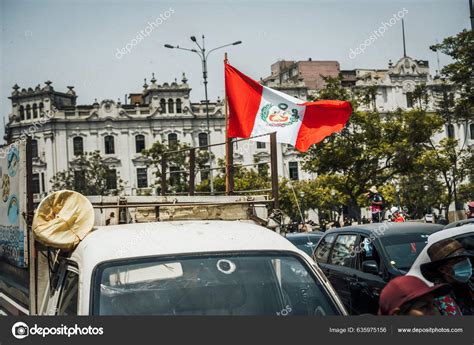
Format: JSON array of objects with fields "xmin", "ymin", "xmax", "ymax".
[
  {"xmin": 1, "ymin": 192, "xmax": 347, "ymax": 316},
  {"xmin": 313, "ymin": 222, "xmax": 443, "ymax": 315},
  {"xmin": 285, "ymin": 231, "xmax": 324, "ymax": 256},
  {"xmin": 424, "ymin": 213, "xmax": 434, "ymax": 223},
  {"xmin": 407, "ymin": 224, "xmax": 474, "ymax": 285}
]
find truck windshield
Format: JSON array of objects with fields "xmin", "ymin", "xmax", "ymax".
[{"xmin": 93, "ymin": 253, "xmax": 339, "ymax": 315}]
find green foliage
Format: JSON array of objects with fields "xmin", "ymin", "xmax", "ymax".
[
  {"xmin": 431, "ymin": 29, "xmax": 474, "ymax": 123},
  {"xmin": 142, "ymin": 140, "xmax": 213, "ymax": 194},
  {"xmin": 50, "ymin": 151, "xmax": 124, "ymax": 195}
]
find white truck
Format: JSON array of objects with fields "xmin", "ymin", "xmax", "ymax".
[{"xmin": 1, "ymin": 191, "xmax": 347, "ymax": 316}]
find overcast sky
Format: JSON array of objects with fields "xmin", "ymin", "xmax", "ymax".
[{"xmin": 0, "ymin": 0, "xmax": 471, "ymax": 138}]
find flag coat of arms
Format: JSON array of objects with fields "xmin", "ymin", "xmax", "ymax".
[{"xmin": 225, "ymin": 63, "xmax": 352, "ymax": 152}]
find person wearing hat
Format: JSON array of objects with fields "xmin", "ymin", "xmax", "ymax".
[
  {"xmin": 379, "ymin": 275, "xmax": 450, "ymax": 315},
  {"xmin": 367, "ymin": 186, "xmax": 385, "ymax": 223},
  {"xmin": 390, "ymin": 206, "xmax": 405, "ymax": 222},
  {"xmin": 466, "ymin": 201, "xmax": 474, "ymax": 219},
  {"xmin": 421, "ymin": 238, "xmax": 474, "ymax": 315}
]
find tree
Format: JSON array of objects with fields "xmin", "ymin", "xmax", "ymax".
[
  {"xmin": 50, "ymin": 151, "xmax": 124, "ymax": 195},
  {"xmin": 197, "ymin": 158, "xmax": 271, "ymax": 194},
  {"xmin": 418, "ymin": 137, "xmax": 472, "ymax": 218},
  {"xmin": 142, "ymin": 139, "xmax": 213, "ymax": 194},
  {"xmin": 430, "ymin": 29, "xmax": 474, "ymax": 123}
]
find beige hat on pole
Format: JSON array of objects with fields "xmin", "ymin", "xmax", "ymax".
[{"xmin": 32, "ymin": 190, "xmax": 94, "ymax": 251}]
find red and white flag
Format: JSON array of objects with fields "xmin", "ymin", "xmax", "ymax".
[{"xmin": 225, "ymin": 63, "xmax": 352, "ymax": 152}]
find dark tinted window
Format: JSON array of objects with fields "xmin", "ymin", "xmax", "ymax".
[
  {"xmin": 32, "ymin": 173, "xmax": 40, "ymax": 194},
  {"xmin": 356, "ymin": 237, "xmax": 381, "ymax": 271},
  {"xmin": 314, "ymin": 234, "xmax": 336, "ymax": 263},
  {"xmin": 135, "ymin": 135, "xmax": 145, "ymax": 153},
  {"xmin": 73, "ymin": 137, "xmax": 84, "ymax": 155},
  {"xmin": 31, "ymin": 139, "xmax": 38, "ymax": 158},
  {"xmin": 104, "ymin": 135, "xmax": 115, "ymax": 154},
  {"xmin": 329, "ymin": 234, "xmax": 357, "ymax": 267},
  {"xmin": 137, "ymin": 168, "xmax": 148, "ymax": 188},
  {"xmin": 106, "ymin": 169, "xmax": 117, "ymax": 190}
]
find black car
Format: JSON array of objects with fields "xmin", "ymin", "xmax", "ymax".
[
  {"xmin": 313, "ymin": 222, "xmax": 443, "ymax": 315},
  {"xmin": 285, "ymin": 231, "xmax": 324, "ymax": 256}
]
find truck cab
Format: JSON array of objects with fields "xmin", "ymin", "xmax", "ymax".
[{"xmin": 40, "ymin": 220, "xmax": 347, "ymax": 316}]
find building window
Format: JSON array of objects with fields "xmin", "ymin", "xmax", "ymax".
[
  {"xmin": 106, "ymin": 169, "xmax": 117, "ymax": 190},
  {"xmin": 26, "ymin": 105, "xmax": 31, "ymax": 120},
  {"xmin": 470, "ymin": 124, "xmax": 474, "ymax": 140},
  {"xmin": 256, "ymin": 142, "xmax": 266, "ymax": 149},
  {"xmin": 289, "ymin": 161, "xmax": 299, "ymax": 180},
  {"xmin": 447, "ymin": 124, "xmax": 455, "ymax": 139},
  {"xmin": 74, "ymin": 171, "xmax": 86, "ymax": 191},
  {"xmin": 135, "ymin": 135, "xmax": 145, "ymax": 153},
  {"xmin": 32, "ymin": 103, "xmax": 38, "ymax": 118},
  {"xmin": 168, "ymin": 133, "xmax": 178, "ymax": 147},
  {"xmin": 406, "ymin": 92, "xmax": 414, "ymax": 108},
  {"xmin": 104, "ymin": 135, "xmax": 115, "ymax": 154},
  {"xmin": 19, "ymin": 106, "xmax": 25, "ymax": 121},
  {"xmin": 198, "ymin": 132, "xmax": 208, "ymax": 148},
  {"xmin": 168, "ymin": 99, "xmax": 174, "ymax": 113},
  {"xmin": 32, "ymin": 173, "xmax": 40, "ymax": 194},
  {"xmin": 169, "ymin": 166, "xmax": 180, "ymax": 186},
  {"xmin": 31, "ymin": 139, "xmax": 38, "ymax": 158},
  {"xmin": 39, "ymin": 102, "xmax": 44, "ymax": 116},
  {"xmin": 176, "ymin": 99, "xmax": 182, "ymax": 113},
  {"xmin": 160, "ymin": 99, "xmax": 166, "ymax": 113},
  {"xmin": 137, "ymin": 168, "xmax": 148, "ymax": 188},
  {"xmin": 201, "ymin": 165, "xmax": 209, "ymax": 181},
  {"xmin": 73, "ymin": 137, "xmax": 84, "ymax": 156}
]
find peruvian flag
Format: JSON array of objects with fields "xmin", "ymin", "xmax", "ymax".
[{"xmin": 225, "ymin": 63, "xmax": 352, "ymax": 152}]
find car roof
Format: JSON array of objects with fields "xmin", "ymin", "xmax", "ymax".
[
  {"xmin": 285, "ymin": 231, "xmax": 324, "ymax": 239},
  {"xmin": 323, "ymin": 222, "xmax": 443, "ymax": 238},
  {"xmin": 444, "ymin": 218, "xmax": 474, "ymax": 229},
  {"xmin": 70, "ymin": 220, "xmax": 298, "ymax": 267}
]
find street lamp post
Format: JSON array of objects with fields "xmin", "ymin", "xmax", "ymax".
[
  {"xmin": 164, "ymin": 36, "xmax": 242, "ymax": 195},
  {"xmin": 396, "ymin": 185, "xmax": 401, "ymax": 210},
  {"xmin": 300, "ymin": 192, "xmax": 305, "ymax": 225},
  {"xmin": 423, "ymin": 185, "xmax": 430, "ymax": 217}
]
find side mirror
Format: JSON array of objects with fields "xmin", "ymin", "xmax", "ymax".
[{"xmin": 362, "ymin": 260, "xmax": 379, "ymax": 275}]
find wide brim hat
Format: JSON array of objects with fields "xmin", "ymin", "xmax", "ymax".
[
  {"xmin": 369, "ymin": 186, "xmax": 378, "ymax": 193},
  {"xmin": 420, "ymin": 238, "xmax": 474, "ymax": 282},
  {"xmin": 378, "ymin": 275, "xmax": 451, "ymax": 315}
]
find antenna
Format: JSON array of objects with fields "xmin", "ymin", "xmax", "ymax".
[{"xmin": 402, "ymin": 18, "xmax": 407, "ymax": 57}]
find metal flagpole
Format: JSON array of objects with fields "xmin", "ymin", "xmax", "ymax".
[{"xmin": 224, "ymin": 53, "xmax": 234, "ymax": 195}]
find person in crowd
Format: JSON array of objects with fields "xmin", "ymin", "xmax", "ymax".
[
  {"xmin": 466, "ymin": 201, "xmax": 474, "ymax": 219},
  {"xmin": 379, "ymin": 275, "xmax": 450, "ymax": 316},
  {"xmin": 367, "ymin": 186, "xmax": 385, "ymax": 223},
  {"xmin": 421, "ymin": 238, "xmax": 474, "ymax": 315},
  {"xmin": 390, "ymin": 207, "xmax": 405, "ymax": 222}
]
